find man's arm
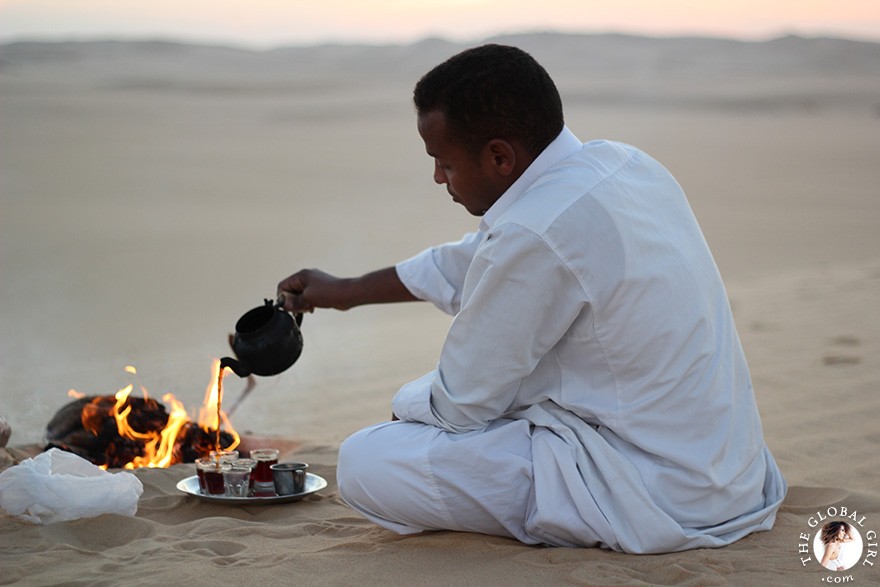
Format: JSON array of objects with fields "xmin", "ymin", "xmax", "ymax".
[
  {"xmin": 277, "ymin": 267, "xmax": 418, "ymax": 313},
  {"xmin": 279, "ymin": 231, "xmax": 484, "ymax": 315},
  {"xmin": 392, "ymin": 224, "xmax": 585, "ymax": 432}
]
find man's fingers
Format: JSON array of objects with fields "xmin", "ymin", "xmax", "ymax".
[
  {"xmin": 276, "ymin": 290, "xmax": 305, "ymax": 312},
  {"xmin": 277, "ymin": 274, "xmax": 308, "ymax": 308},
  {"xmin": 276, "ymin": 289, "xmax": 294, "ymax": 305}
]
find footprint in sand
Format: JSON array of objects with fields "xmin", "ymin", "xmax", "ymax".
[
  {"xmin": 828, "ymin": 334, "xmax": 861, "ymax": 346},
  {"xmin": 822, "ymin": 335, "xmax": 862, "ymax": 365},
  {"xmin": 749, "ymin": 321, "xmax": 780, "ymax": 332},
  {"xmin": 822, "ymin": 355, "xmax": 862, "ymax": 366}
]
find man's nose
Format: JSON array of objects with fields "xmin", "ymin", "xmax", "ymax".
[{"xmin": 433, "ymin": 162, "xmax": 447, "ymax": 185}]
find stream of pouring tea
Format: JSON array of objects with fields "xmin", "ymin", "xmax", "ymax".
[{"xmin": 216, "ymin": 367, "xmax": 224, "ymax": 451}]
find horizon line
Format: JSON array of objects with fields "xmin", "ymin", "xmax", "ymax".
[{"xmin": 2, "ymin": 27, "xmax": 880, "ymax": 50}]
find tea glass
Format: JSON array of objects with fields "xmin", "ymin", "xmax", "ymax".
[
  {"xmin": 250, "ymin": 448, "xmax": 279, "ymax": 496},
  {"xmin": 195, "ymin": 457, "xmax": 227, "ymax": 495},
  {"xmin": 232, "ymin": 458, "xmax": 257, "ymax": 491},
  {"xmin": 223, "ymin": 466, "xmax": 252, "ymax": 498},
  {"xmin": 210, "ymin": 450, "xmax": 239, "ymax": 464}
]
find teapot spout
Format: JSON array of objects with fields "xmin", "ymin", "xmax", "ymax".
[{"xmin": 220, "ymin": 356, "xmax": 251, "ymax": 378}]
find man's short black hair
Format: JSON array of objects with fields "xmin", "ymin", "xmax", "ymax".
[{"xmin": 413, "ymin": 44, "xmax": 564, "ymax": 158}]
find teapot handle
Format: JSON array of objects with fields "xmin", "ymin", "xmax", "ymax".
[{"xmin": 273, "ymin": 296, "xmax": 304, "ymax": 326}]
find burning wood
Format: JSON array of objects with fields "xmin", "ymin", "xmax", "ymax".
[{"xmin": 44, "ymin": 361, "xmax": 241, "ymax": 469}]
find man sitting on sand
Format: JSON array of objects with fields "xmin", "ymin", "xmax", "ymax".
[{"xmin": 277, "ymin": 44, "xmax": 786, "ymax": 553}]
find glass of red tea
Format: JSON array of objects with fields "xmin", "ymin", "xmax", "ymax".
[
  {"xmin": 250, "ymin": 448, "xmax": 279, "ymax": 496},
  {"xmin": 195, "ymin": 458, "xmax": 226, "ymax": 495}
]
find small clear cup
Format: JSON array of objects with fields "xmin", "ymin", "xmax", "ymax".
[
  {"xmin": 210, "ymin": 449, "xmax": 239, "ymax": 464},
  {"xmin": 223, "ymin": 466, "xmax": 251, "ymax": 498},
  {"xmin": 232, "ymin": 458, "xmax": 257, "ymax": 491}
]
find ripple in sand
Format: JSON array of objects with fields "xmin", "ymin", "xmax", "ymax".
[{"xmin": 780, "ymin": 486, "xmax": 851, "ymax": 513}]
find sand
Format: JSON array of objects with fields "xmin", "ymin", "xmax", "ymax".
[{"xmin": 1, "ymin": 34, "xmax": 879, "ymax": 585}]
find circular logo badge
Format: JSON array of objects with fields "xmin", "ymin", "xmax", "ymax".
[{"xmin": 812, "ymin": 521, "xmax": 864, "ymax": 572}]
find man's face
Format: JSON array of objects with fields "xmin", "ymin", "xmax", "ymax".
[{"xmin": 417, "ymin": 110, "xmax": 504, "ymax": 216}]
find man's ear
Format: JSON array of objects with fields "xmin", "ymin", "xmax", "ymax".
[{"xmin": 484, "ymin": 139, "xmax": 517, "ymax": 176}]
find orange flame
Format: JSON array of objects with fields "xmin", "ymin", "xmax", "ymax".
[
  {"xmin": 197, "ymin": 359, "xmax": 240, "ymax": 453},
  {"xmin": 86, "ymin": 361, "xmax": 239, "ymax": 469},
  {"xmin": 120, "ymin": 392, "xmax": 192, "ymax": 469}
]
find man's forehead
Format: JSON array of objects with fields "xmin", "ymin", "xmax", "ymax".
[
  {"xmin": 417, "ymin": 110, "xmax": 450, "ymax": 153},
  {"xmin": 418, "ymin": 110, "xmax": 447, "ymax": 133}
]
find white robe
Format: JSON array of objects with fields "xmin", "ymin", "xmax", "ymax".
[{"xmin": 339, "ymin": 127, "xmax": 786, "ymax": 552}]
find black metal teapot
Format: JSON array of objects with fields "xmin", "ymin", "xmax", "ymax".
[{"xmin": 220, "ymin": 299, "xmax": 303, "ymax": 378}]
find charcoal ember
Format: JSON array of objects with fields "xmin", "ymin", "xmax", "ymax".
[
  {"xmin": 94, "ymin": 436, "xmax": 147, "ymax": 469},
  {"xmin": 45, "ymin": 397, "xmax": 93, "ymax": 444},
  {"xmin": 44, "ymin": 395, "xmax": 170, "ymax": 467},
  {"xmin": 173, "ymin": 423, "xmax": 235, "ymax": 463},
  {"xmin": 44, "ymin": 396, "xmax": 234, "ymax": 467}
]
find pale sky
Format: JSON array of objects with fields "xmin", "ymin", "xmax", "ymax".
[{"xmin": 1, "ymin": 0, "xmax": 879, "ymax": 47}]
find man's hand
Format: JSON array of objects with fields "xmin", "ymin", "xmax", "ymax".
[
  {"xmin": 277, "ymin": 266, "xmax": 418, "ymax": 314},
  {"xmin": 277, "ymin": 269, "xmax": 353, "ymax": 313}
]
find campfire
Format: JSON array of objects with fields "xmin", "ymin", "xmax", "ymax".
[{"xmin": 45, "ymin": 361, "xmax": 241, "ymax": 469}]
